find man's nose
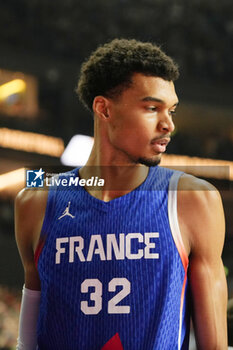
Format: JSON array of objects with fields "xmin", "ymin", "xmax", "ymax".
[{"xmin": 157, "ymin": 113, "xmax": 175, "ymax": 133}]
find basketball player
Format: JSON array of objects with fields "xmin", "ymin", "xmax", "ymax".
[{"xmin": 15, "ymin": 39, "xmax": 228, "ymax": 349}]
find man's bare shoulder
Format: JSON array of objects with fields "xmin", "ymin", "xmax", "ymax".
[
  {"xmin": 178, "ymin": 173, "xmax": 222, "ymax": 212},
  {"xmin": 178, "ymin": 173, "xmax": 217, "ymax": 191},
  {"xmin": 177, "ymin": 173, "xmax": 225, "ymax": 255},
  {"xmin": 15, "ymin": 188, "xmax": 49, "ymax": 252},
  {"xmin": 15, "ymin": 187, "xmax": 48, "ymax": 214}
]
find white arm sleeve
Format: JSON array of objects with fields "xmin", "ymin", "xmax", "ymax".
[{"xmin": 16, "ymin": 285, "xmax": 41, "ymax": 350}]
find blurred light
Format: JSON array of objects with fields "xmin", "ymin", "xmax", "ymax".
[
  {"xmin": 0, "ymin": 168, "xmax": 25, "ymax": 196},
  {"xmin": 0, "ymin": 128, "xmax": 64, "ymax": 157},
  {"xmin": 161, "ymin": 154, "xmax": 233, "ymax": 181},
  {"xmin": 61, "ymin": 134, "xmax": 94, "ymax": 166},
  {"xmin": 0, "ymin": 69, "xmax": 38, "ymax": 117},
  {"xmin": 0, "ymin": 79, "xmax": 26, "ymax": 101}
]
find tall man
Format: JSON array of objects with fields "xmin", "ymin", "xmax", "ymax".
[{"xmin": 15, "ymin": 39, "xmax": 227, "ymax": 349}]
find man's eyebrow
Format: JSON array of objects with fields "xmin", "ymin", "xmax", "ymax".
[{"xmin": 141, "ymin": 96, "xmax": 179, "ymax": 107}]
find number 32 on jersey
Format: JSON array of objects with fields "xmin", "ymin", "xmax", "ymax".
[{"xmin": 81, "ymin": 278, "xmax": 131, "ymax": 315}]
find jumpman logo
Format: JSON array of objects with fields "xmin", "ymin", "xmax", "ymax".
[{"xmin": 58, "ymin": 201, "xmax": 75, "ymax": 220}]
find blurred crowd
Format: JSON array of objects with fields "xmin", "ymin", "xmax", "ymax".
[
  {"xmin": 0, "ymin": 286, "xmax": 20, "ymax": 350},
  {"xmin": 169, "ymin": 132, "xmax": 233, "ymax": 160},
  {"xmin": 0, "ymin": 0, "xmax": 232, "ymax": 83}
]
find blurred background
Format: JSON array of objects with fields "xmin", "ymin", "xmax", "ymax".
[{"xmin": 0, "ymin": 0, "xmax": 232, "ymax": 348}]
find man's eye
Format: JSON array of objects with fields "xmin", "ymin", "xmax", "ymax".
[
  {"xmin": 169, "ymin": 110, "xmax": 176, "ymax": 116},
  {"xmin": 147, "ymin": 106, "xmax": 157, "ymax": 111}
]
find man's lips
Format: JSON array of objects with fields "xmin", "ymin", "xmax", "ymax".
[{"xmin": 151, "ymin": 137, "xmax": 171, "ymax": 153}]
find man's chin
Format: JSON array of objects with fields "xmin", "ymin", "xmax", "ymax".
[{"xmin": 137, "ymin": 156, "xmax": 161, "ymax": 167}]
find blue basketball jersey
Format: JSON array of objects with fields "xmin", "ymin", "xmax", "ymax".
[{"xmin": 35, "ymin": 166, "xmax": 190, "ymax": 350}]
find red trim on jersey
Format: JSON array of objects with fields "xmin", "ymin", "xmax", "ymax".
[
  {"xmin": 34, "ymin": 237, "xmax": 46, "ymax": 268},
  {"xmin": 178, "ymin": 268, "xmax": 188, "ymax": 348},
  {"xmin": 101, "ymin": 333, "xmax": 123, "ymax": 350}
]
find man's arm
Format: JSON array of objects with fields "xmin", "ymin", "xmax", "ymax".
[
  {"xmin": 15, "ymin": 188, "xmax": 48, "ymax": 349},
  {"xmin": 178, "ymin": 175, "xmax": 228, "ymax": 350},
  {"xmin": 15, "ymin": 188, "xmax": 48, "ymax": 289}
]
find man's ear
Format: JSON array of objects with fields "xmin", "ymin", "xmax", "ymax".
[{"xmin": 93, "ymin": 96, "xmax": 110, "ymax": 121}]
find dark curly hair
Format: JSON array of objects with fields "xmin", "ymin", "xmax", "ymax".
[{"xmin": 76, "ymin": 38, "xmax": 179, "ymax": 112}]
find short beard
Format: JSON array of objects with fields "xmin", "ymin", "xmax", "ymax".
[{"xmin": 137, "ymin": 157, "xmax": 161, "ymax": 167}]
